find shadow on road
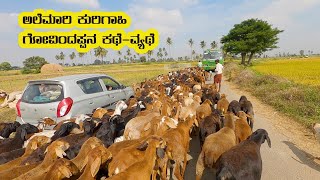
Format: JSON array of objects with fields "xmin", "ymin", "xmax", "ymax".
[
  {"xmin": 185, "ymin": 133, "xmax": 215, "ymax": 180},
  {"xmin": 282, "ymin": 141, "xmax": 320, "ymax": 172}
]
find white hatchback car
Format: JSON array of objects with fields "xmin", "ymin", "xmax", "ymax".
[{"xmin": 16, "ymin": 74, "xmax": 135, "ymax": 125}]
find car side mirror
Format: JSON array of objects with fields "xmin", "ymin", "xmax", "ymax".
[{"xmin": 120, "ymin": 85, "xmax": 126, "ymax": 89}]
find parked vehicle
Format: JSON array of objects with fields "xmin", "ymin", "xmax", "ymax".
[{"xmin": 15, "ymin": 74, "xmax": 135, "ymax": 126}]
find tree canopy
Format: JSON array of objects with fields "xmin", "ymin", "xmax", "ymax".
[
  {"xmin": 221, "ymin": 18, "xmax": 284, "ymax": 65},
  {"xmin": 23, "ymin": 56, "xmax": 48, "ymax": 70},
  {"xmin": 0, "ymin": 62, "xmax": 12, "ymax": 71}
]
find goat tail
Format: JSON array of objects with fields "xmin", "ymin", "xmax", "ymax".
[
  {"xmin": 217, "ymin": 167, "xmax": 235, "ymax": 180},
  {"xmin": 204, "ymin": 151, "xmax": 216, "ymax": 168}
]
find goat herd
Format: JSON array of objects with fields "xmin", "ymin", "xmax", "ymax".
[{"xmin": 0, "ymin": 67, "xmax": 271, "ymax": 180}]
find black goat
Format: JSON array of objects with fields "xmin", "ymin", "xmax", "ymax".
[
  {"xmin": 95, "ymin": 120, "xmax": 116, "ymax": 148},
  {"xmin": 51, "ymin": 122, "xmax": 80, "ymax": 141},
  {"xmin": 0, "ymin": 121, "xmax": 21, "ymax": 139},
  {"xmin": 215, "ymin": 129, "xmax": 271, "ymax": 180},
  {"xmin": 0, "ymin": 123, "xmax": 38, "ymax": 154},
  {"xmin": 0, "ymin": 148, "xmax": 25, "ymax": 165},
  {"xmin": 239, "ymin": 95, "xmax": 255, "ymax": 129},
  {"xmin": 199, "ymin": 109, "xmax": 223, "ymax": 149},
  {"xmin": 227, "ymin": 100, "xmax": 241, "ymax": 116}
]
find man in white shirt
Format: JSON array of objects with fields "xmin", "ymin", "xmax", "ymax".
[
  {"xmin": 198, "ymin": 60, "xmax": 202, "ymax": 67},
  {"xmin": 214, "ymin": 59, "xmax": 224, "ymax": 92}
]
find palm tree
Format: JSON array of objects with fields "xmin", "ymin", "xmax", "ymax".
[
  {"xmin": 188, "ymin": 38, "xmax": 194, "ymax": 60},
  {"xmin": 59, "ymin": 51, "xmax": 65, "ymax": 66},
  {"xmin": 126, "ymin": 49, "xmax": 131, "ymax": 63},
  {"xmin": 117, "ymin": 51, "xmax": 122, "ymax": 63},
  {"xmin": 192, "ymin": 50, "xmax": 196, "ymax": 60},
  {"xmin": 147, "ymin": 50, "xmax": 153, "ymax": 61},
  {"xmin": 210, "ymin": 41, "xmax": 217, "ymax": 49},
  {"xmin": 166, "ymin": 37, "xmax": 173, "ymax": 59},
  {"xmin": 94, "ymin": 46, "xmax": 107, "ymax": 64},
  {"xmin": 164, "ymin": 51, "xmax": 168, "ymax": 61},
  {"xmin": 69, "ymin": 52, "xmax": 76, "ymax": 62},
  {"xmin": 200, "ymin": 41, "xmax": 206, "ymax": 52},
  {"xmin": 55, "ymin": 55, "xmax": 60, "ymax": 62},
  {"xmin": 78, "ymin": 52, "xmax": 85, "ymax": 65}
]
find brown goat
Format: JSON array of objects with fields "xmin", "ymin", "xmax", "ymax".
[
  {"xmin": 106, "ymin": 136, "xmax": 167, "ymax": 180},
  {"xmin": 196, "ymin": 112, "xmax": 237, "ymax": 180},
  {"xmin": 0, "ymin": 135, "xmax": 50, "ymax": 172},
  {"xmin": 14, "ymin": 140, "xmax": 70, "ymax": 180},
  {"xmin": 108, "ymin": 135, "xmax": 167, "ymax": 177},
  {"xmin": 217, "ymin": 94, "xmax": 229, "ymax": 114},
  {"xmin": 44, "ymin": 158, "xmax": 80, "ymax": 180},
  {"xmin": 235, "ymin": 111, "xmax": 253, "ymax": 143},
  {"xmin": 78, "ymin": 145, "xmax": 112, "ymax": 180}
]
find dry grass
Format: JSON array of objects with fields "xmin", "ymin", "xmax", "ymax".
[{"xmin": 0, "ymin": 61, "xmax": 196, "ymax": 122}]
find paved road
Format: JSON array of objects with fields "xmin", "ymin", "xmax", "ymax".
[{"xmin": 184, "ymin": 80, "xmax": 320, "ymax": 180}]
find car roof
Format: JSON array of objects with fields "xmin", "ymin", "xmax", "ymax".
[{"xmin": 28, "ymin": 73, "xmax": 111, "ymax": 83}]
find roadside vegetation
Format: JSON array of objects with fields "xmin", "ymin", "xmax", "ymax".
[{"xmin": 224, "ymin": 58, "xmax": 320, "ymax": 127}]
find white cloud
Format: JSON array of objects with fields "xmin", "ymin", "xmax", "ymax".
[
  {"xmin": 132, "ymin": 0, "xmax": 199, "ymax": 8},
  {"xmin": 54, "ymin": 0, "xmax": 100, "ymax": 9},
  {"xmin": 243, "ymin": 0, "xmax": 320, "ymax": 28},
  {"xmin": 127, "ymin": 5, "xmax": 183, "ymax": 37},
  {"xmin": 0, "ymin": 13, "xmax": 19, "ymax": 33}
]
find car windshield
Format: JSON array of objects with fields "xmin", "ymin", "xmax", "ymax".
[
  {"xmin": 22, "ymin": 83, "xmax": 64, "ymax": 104},
  {"xmin": 203, "ymin": 51, "xmax": 223, "ymax": 60}
]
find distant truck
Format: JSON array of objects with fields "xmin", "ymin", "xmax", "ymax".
[{"xmin": 201, "ymin": 49, "xmax": 224, "ymax": 71}]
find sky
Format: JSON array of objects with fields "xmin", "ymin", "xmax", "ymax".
[{"xmin": 0, "ymin": 0, "xmax": 320, "ymax": 66}]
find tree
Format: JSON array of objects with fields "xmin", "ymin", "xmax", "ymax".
[
  {"xmin": 58, "ymin": 52, "xmax": 65, "ymax": 66},
  {"xmin": 147, "ymin": 50, "xmax": 153, "ymax": 61},
  {"xmin": 126, "ymin": 49, "xmax": 132, "ymax": 63},
  {"xmin": 188, "ymin": 38, "xmax": 194, "ymax": 60},
  {"xmin": 210, "ymin": 41, "xmax": 217, "ymax": 49},
  {"xmin": 166, "ymin": 37, "xmax": 173, "ymax": 59},
  {"xmin": 140, "ymin": 56, "xmax": 147, "ymax": 62},
  {"xmin": 299, "ymin": 50, "xmax": 304, "ymax": 56},
  {"xmin": 69, "ymin": 52, "xmax": 76, "ymax": 62},
  {"xmin": 78, "ymin": 52, "xmax": 85, "ymax": 65},
  {"xmin": 0, "ymin": 62, "xmax": 12, "ymax": 71},
  {"xmin": 23, "ymin": 56, "xmax": 48, "ymax": 72},
  {"xmin": 200, "ymin": 41, "xmax": 206, "ymax": 52},
  {"xmin": 94, "ymin": 46, "xmax": 107, "ymax": 64},
  {"xmin": 192, "ymin": 50, "xmax": 196, "ymax": 60},
  {"xmin": 221, "ymin": 18, "xmax": 284, "ymax": 65}
]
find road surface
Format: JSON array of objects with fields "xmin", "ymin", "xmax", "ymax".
[{"xmin": 184, "ymin": 79, "xmax": 320, "ymax": 180}]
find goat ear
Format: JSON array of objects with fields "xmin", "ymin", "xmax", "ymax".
[
  {"xmin": 59, "ymin": 165, "xmax": 72, "ymax": 178},
  {"xmin": 31, "ymin": 140, "xmax": 38, "ymax": 150},
  {"xmin": 143, "ymin": 122, "xmax": 151, "ymax": 131},
  {"xmin": 90, "ymin": 156, "xmax": 102, "ymax": 177},
  {"xmin": 265, "ymin": 134, "xmax": 271, "ymax": 148},
  {"xmin": 80, "ymin": 156, "xmax": 88, "ymax": 172},
  {"xmin": 136, "ymin": 141, "xmax": 148, "ymax": 151},
  {"xmin": 165, "ymin": 120, "xmax": 177, "ymax": 129},
  {"xmin": 156, "ymin": 148, "xmax": 165, "ymax": 159},
  {"xmin": 55, "ymin": 147, "xmax": 66, "ymax": 158},
  {"xmin": 20, "ymin": 129, "xmax": 27, "ymax": 140},
  {"xmin": 194, "ymin": 119, "xmax": 199, "ymax": 127}
]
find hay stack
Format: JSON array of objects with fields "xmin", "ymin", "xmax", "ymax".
[{"xmin": 41, "ymin": 64, "xmax": 63, "ymax": 74}]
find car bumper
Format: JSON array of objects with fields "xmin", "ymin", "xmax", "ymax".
[{"xmin": 15, "ymin": 114, "xmax": 72, "ymax": 126}]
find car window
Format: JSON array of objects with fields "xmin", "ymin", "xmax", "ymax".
[
  {"xmin": 101, "ymin": 77, "xmax": 120, "ymax": 91},
  {"xmin": 22, "ymin": 83, "xmax": 64, "ymax": 104},
  {"xmin": 77, "ymin": 78, "xmax": 103, "ymax": 94}
]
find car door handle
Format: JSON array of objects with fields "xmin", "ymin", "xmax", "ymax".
[
  {"xmin": 110, "ymin": 96, "xmax": 115, "ymax": 98},
  {"xmin": 89, "ymin": 102, "xmax": 93, "ymax": 105}
]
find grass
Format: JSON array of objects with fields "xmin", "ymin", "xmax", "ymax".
[
  {"xmin": 250, "ymin": 57, "xmax": 320, "ymax": 87},
  {"xmin": 0, "ymin": 61, "xmax": 196, "ymax": 122},
  {"xmin": 224, "ymin": 59, "xmax": 320, "ymax": 127}
]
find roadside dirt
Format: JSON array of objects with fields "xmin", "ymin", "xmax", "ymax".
[{"xmin": 185, "ymin": 79, "xmax": 320, "ymax": 180}]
